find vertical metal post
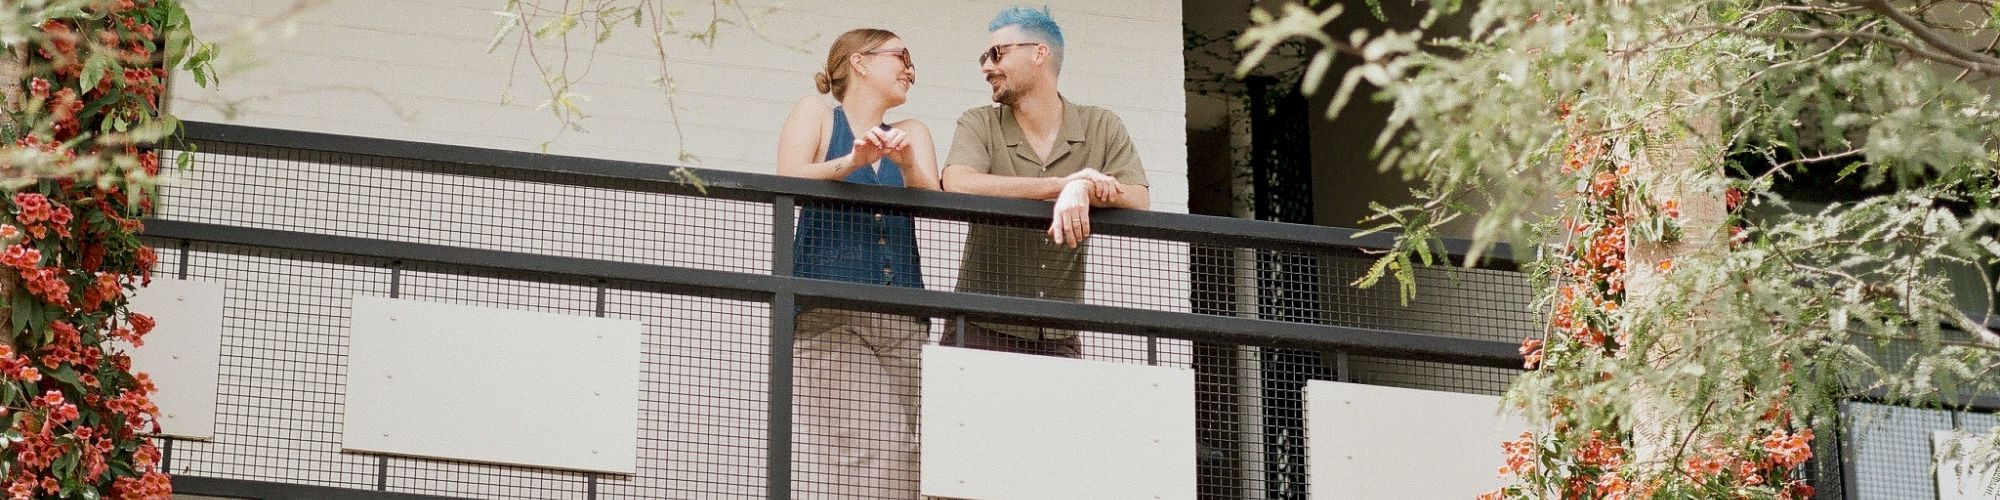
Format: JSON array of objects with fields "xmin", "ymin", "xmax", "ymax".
[
  {"xmin": 769, "ymin": 291, "xmax": 797, "ymax": 500},
  {"xmin": 768, "ymin": 195, "xmax": 797, "ymax": 499},
  {"xmin": 594, "ymin": 280, "xmax": 608, "ymax": 318},
  {"xmin": 1334, "ymin": 351, "xmax": 1351, "ymax": 382},
  {"xmin": 1838, "ymin": 401, "xmax": 1858, "ymax": 499},
  {"xmin": 387, "ymin": 261, "xmax": 402, "ymax": 299},
  {"xmin": 952, "ymin": 314, "xmax": 967, "ymax": 347},
  {"xmin": 159, "ymin": 438, "xmax": 172, "ymax": 473},
  {"xmin": 773, "ymin": 196, "xmax": 795, "ymax": 276},
  {"xmin": 176, "ymin": 240, "xmax": 191, "ymax": 279},
  {"xmin": 380, "ymin": 260, "xmax": 400, "ymax": 491},
  {"xmin": 590, "ymin": 281, "xmax": 607, "ymax": 500}
]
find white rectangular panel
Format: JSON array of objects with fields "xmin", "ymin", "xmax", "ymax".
[
  {"xmin": 343, "ymin": 296, "xmax": 641, "ymax": 474},
  {"xmin": 1306, "ymin": 381, "xmax": 1526, "ymax": 499},
  {"xmin": 125, "ymin": 278, "xmax": 227, "ymax": 440},
  {"xmin": 921, "ymin": 345, "xmax": 1195, "ymax": 500},
  {"xmin": 1936, "ymin": 431, "xmax": 2000, "ymax": 500}
]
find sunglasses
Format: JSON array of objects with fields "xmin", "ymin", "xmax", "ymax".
[
  {"xmin": 861, "ymin": 47, "xmax": 914, "ymax": 69},
  {"xmin": 978, "ymin": 42, "xmax": 1041, "ymax": 66}
]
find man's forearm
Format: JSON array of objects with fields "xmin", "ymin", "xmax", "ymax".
[
  {"xmin": 1095, "ymin": 184, "xmax": 1150, "ymax": 210},
  {"xmin": 942, "ymin": 166, "xmax": 1065, "ymax": 200}
]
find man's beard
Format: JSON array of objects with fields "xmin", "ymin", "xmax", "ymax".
[{"xmin": 992, "ymin": 84, "xmax": 1020, "ymax": 107}]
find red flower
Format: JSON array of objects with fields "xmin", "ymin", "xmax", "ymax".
[
  {"xmin": 1519, "ymin": 338, "xmax": 1545, "ymax": 369},
  {"xmin": 13, "ymin": 192, "xmax": 50, "ymax": 223},
  {"xmin": 1590, "ymin": 172, "xmax": 1619, "ymax": 198},
  {"xmin": 1761, "ymin": 429, "xmax": 1814, "ymax": 468},
  {"xmin": 2, "ymin": 244, "xmax": 42, "ymax": 271},
  {"xmin": 129, "ymin": 313, "xmax": 154, "ymax": 336},
  {"xmin": 1499, "ymin": 432, "xmax": 1537, "ymax": 476}
]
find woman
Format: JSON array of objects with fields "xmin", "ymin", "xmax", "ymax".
[{"xmin": 775, "ymin": 28, "xmax": 935, "ymax": 498}]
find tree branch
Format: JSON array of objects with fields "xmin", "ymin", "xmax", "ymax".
[{"xmin": 1842, "ymin": 0, "xmax": 2000, "ymax": 75}]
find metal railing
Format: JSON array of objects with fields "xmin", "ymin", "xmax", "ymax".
[{"xmin": 145, "ymin": 122, "xmax": 1539, "ymax": 499}]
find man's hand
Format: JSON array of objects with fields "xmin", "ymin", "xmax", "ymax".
[
  {"xmin": 1048, "ymin": 179, "xmax": 1093, "ymax": 248},
  {"xmin": 1062, "ymin": 168, "xmax": 1121, "ymax": 204}
]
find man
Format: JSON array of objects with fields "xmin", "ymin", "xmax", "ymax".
[{"xmin": 941, "ymin": 6, "xmax": 1150, "ymax": 358}]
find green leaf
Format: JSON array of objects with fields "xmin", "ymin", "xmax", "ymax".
[
  {"xmin": 10, "ymin": 291, "xmax": 35, "ymax": 337},
  {"xmin": 48, "ymin": 366, "xmax": 82, "ymax": 389},
  {"xmin": 1413, "ymin": 237, "xmax": 1434, "ymax": 267},
  {"xmin": 1300, "ymin": 51, "xmax": 1334, "ymax": 96},
  {"xmin": 1354, "ymin": 253, "xmax": 1393, "ymax": 289},
  {"xmin": 80, "ymin": 53, "xmax": 115, "ymax": 94}
]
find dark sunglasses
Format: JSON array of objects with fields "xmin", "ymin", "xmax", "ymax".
[
  {"xmin": 978, "ymin": 42, "xmax": 1040, "ymax": 66},
  {"xmin": 861, "ymin": 47, "xmax": 914, "ymax": 69}
]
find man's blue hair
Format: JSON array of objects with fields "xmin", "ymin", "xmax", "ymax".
[{"xmin": 989, "ymin": 6, "xmax": 1064, "ymax": 73}]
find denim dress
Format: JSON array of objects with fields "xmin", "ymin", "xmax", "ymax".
[{"xmin": 792, "ymin": 107, "xmax": 924, "ymax": 289}]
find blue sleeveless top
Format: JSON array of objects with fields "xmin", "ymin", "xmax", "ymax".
[{"xmin": 792, "ymin": 107, "xmax": 924, "ymax": 288}]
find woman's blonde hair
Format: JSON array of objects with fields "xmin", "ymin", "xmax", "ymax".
[{"xmin": 815, "ymin": 28, "xmax": 901, "ymax": 100}]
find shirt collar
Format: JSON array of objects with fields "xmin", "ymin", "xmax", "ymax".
[{"xmin": 999, "ymin": 95, "xmax": 1088, "ymax": 147}]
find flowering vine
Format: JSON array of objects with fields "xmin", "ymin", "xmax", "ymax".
[
  {"xmin": 1, "ymin": 1, "xmax": 214, "ymax": 499},
  {"xmin": 1482, "ymin": 104, "xmax": 1817, "ymax": 499}
]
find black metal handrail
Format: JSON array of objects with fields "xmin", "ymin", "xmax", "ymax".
[{"xmin": 178, "ymin": 122, "xmax": 1522, "ymax": 266}]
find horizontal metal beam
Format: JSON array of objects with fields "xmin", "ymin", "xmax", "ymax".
[
  {"xmin": 178, "ymin": 121, "xmax": 1519, "ymax": 268},
  {"xmin": 1852, "ymin": 388, "xmax": 2000, "ymax": 415},
  {"xmin": 173, "ymin": 476, "xmax": 469, "ymax": 500},
  {"xmin": 143, "ymin": 219, "xmax": 1525, "ymax": 369}
]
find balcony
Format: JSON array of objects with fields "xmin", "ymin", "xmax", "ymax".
[{"xmin": 131, "ymin": 122, "xmax": 1589, "ymax": 499}]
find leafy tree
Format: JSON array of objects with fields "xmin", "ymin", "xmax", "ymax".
[{"xmin": 1242, "ymin": 0, "xmax": 2000, "ymax": 496}]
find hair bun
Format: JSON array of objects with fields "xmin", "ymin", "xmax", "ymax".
[{"xmin": 813, "ymin": 72, "xmax": 832, "ymax": 94}]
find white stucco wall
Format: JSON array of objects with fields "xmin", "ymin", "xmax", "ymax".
[{"xmin": 169, "ymin": 0, "xmax": 1188, "ymax": 213}]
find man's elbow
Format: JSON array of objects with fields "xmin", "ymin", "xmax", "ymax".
[
  {"xmin": 1124, "ymin": 186, "xmax": 1152, "ymax": 210},
  {"xmin": 939, "ymin": 165, "xmax": 976, "ymax": 193}
]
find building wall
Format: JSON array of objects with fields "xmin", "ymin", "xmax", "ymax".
[
  {"xmin": 158, "ymin": 3, "xmax": 1191, "ymax": 495},
  {"xmin": 169, "ymin": 0, "xmax": 1189, "ymax": 213}
]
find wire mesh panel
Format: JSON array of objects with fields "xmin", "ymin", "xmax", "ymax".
[
  {"xmin": 1846, "ymin": 402, "xmax": 1956, "ymax": 499},
  {"xmin": 790, "ymin": 309, "xmax": 928, "ymax": 498},
  {"xmin": 160, "ymin": 144, "xmax": 773, "ymax": 275},
  {"xmin": 604, "ymin": 288, "xmax": 770, "ymax": 499},
  {"xmin": 152, "ymin": 239, "xmax": 784, "ymax": 499},
  {"xmin": 158, "ymin": 243, "xmax": 388, "ymax": 489},
  {"xmin": 916, "ymin": 214, "xmax": 1192, "ymax": 315}
]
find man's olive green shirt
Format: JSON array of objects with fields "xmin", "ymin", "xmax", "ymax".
[{"xmin": 945, "ymin": 98, "xmax": 1147, "ymax": 340}]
